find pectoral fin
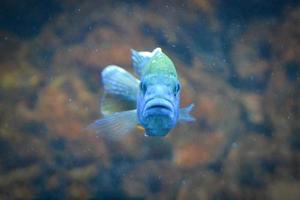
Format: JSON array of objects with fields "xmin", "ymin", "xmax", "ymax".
[
  {"xmin": 102, "ymin": 65, "xmax": 139, "ymax": 101},
  {"xmin": 179, "ymin": 104, "xmax": 196, "ymax": 122},
  {"xmin": 86, "ymin": 109, "xmax": 138, "ymax": 139}
]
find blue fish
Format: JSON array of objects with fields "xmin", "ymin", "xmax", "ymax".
[{"xmin": 87, "ymin": 48, "xmax": 195, "ymax": 138}]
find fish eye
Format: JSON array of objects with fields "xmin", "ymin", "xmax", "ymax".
[
  {"xmin": 174, "ymin": 83, "xmax": 180, "ymax": 94},
  {"xmin": 140, "ymin": 82, "xmax": 147, "ymax": 93}
]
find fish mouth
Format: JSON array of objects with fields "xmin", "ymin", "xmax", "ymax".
[
  {"xmin": 145, "ymin": 127, "xmax": 170, "ymax": 137},
  {"xmin": 143, "ymin": 98, "xmax": 173, "ymax": 116}
]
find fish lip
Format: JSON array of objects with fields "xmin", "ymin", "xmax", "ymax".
[
  {"xmin": 144, "ymin": 98, "xmax": 173, "ymax": 114},
  {"xmin": 145, "ymin": 128, "xmax": 170, "ymax": 136}
]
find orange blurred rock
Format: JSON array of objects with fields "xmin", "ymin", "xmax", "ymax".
[
  {"xmin": 195, "ymin": 94, "xmax": 240, "ymax": 132},
  {"xmin": 196, "ymin": 96, "xmax": 219, "ymax": 121},
  {"xmin": 271, "ymin": 7, "xmax": 300, "ymax": 63},
  {"xmin": 231, "ymin": 22, "xmax": 272, "ymax": 79},
  {"xmin": 241, "ymin": 93, "xmax": 264, "ymax": 124},
  {"xmin": 268, "ymin": 181, "xmax": 300, "ymax": 200},
  {"xmin": 190, "ymin": 0, "xmax": 215, "ymax": 13},
  {"xmin": 67, "ymin": 165, "xmax": 98, "ymax": 182},
  {"xmin": 19, "ymin": 74, "xmax": 97, "ymax": 139},
  {"xmin": 122, "ymin": 160, "xmax": 181, "ymax": 199},
  {"xmin": 177, "ymin": 170, "xmax": 234, "ymax": 200},
  {"xmin": 46, "ymin": 175, "xmax": 60, "ymax": 190},
  {"xmin": 179, "ymin": 76, "xmax": 196, "ymax": 107},
  {"xmin": 264, "ymin": 7, "xmax": 300, "ymax": 133},
  {"xmin": 174, "ymin": 133, "xmax": 225, "ymax": 168},
  {"xmin": 68, "ymin": 183, "xmax": 90, "ymax": 199},
  {"xmin": 52, "ymin": 27, "xmax": 133, "ymax": 70},
  {"xmin": 175, "ymin": 143, "xmax": 210, "ymax": 168}
]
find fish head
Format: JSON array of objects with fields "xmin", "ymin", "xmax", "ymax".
[{"xmin": 137, "ymin": 74, "xmax": 180, "ymax": 136}]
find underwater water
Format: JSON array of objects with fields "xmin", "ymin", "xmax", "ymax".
[{"xmin": 0, "ymin": 0, "xmax": 299, "ymax": 199}]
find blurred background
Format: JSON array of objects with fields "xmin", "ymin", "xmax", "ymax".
[{"xmin": 0, "ymin": 0, "xmax": 299, "ymax": 199}]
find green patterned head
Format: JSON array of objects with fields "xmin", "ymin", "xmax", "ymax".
[{"xmin": 141, "ymin": 49, "xmax": 178, "ymax": 79}]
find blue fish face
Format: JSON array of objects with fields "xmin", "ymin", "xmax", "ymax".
[{"xmin": 137, "ymin": 78, "xmax": 180, "ymax": 136}]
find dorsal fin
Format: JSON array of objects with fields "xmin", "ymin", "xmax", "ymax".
[{"xmin": 131, "ymin": 48, "xmax": 161, "ymax": 77}]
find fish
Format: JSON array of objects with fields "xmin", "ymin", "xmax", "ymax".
[{"xmin": 87, "ymin": 47, "xmax": 195, "ymax": 139}]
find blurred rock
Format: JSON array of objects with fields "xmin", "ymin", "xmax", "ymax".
[
  {"xmin": 241, "ymin": 93, "xmax": 264, "ymax": 124},
  {"xmin": 268, "ymin": 181, "xmax": 300, "ymax": 200},
  {"xmin": 122, "ymin": 161, "xmax": 181, "ymax": 199},
  {"xmin": 0, "ymin": 0, "xmax": 299, "ymax": 199},
  {"xmin": 174, "ymin": 132, "xmax": 225, "ymax": 169},
  {"xmin": 177, "ymin": 170, "xmax": 236, "ymax": 200},
  {"xmin": 68, "ymin": 183, "xmax": 90, "ymax": 199},
  {"xmin": 0, "ymin": 165, "xmax": 40, "ymax": 199},
  {"xmin": 18, "ymin": 74, "xmax": 96, "ymax": 139},
  {"xmin": 231, "ymin": 22, "xmax": 272, "ymax": 79}
]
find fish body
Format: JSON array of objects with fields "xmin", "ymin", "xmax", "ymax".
[{"xmin": 87, "ymin": 48, "xmax": 195, "ymax": 138}]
